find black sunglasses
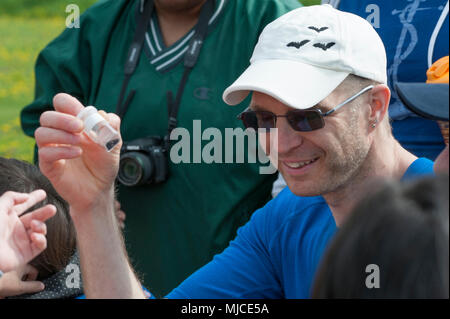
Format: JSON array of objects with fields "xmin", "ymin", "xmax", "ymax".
[{"xmin": 238, "ymin": 85, "xmax": 374, "ymax": 132}]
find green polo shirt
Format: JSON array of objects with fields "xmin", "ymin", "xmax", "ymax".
[{"xmin": 21, "ymin": 0, "xmax": 300, "ymax": 296}]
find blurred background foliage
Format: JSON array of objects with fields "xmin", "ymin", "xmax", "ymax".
[
  {"xmin": 0, "ymin": 0, "xmax": 320, "ymax": 162},
  {"xmin": 0, "ymin": 0, "xmax": 97, "ymax": 18}
]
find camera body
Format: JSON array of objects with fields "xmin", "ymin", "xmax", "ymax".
[{"xmin": 118, "ymin": 136, "xmax": 169, "ymax": 187}]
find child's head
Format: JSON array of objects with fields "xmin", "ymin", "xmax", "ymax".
[
  {"xmin": 0, "ymin": 157, "xmax": 76, "ymax": 279},
  {"xmin": 312, "ymin": 175, "xmax": 449, "ymax": 299}
]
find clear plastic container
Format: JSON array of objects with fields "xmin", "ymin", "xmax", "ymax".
[{"xmin": 77, "ymin": 106, "xmax": 120, "ymax": 152}]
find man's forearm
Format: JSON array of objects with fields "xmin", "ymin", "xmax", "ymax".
[{"xmin": 71, "ymin": 190, "xmax": 145, "ymax": 299}]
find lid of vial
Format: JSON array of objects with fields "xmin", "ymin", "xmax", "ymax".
[
  {"xmin": 77, "ymin": 106, "xmax": 98, "ymax": 121},
  {"xmin": 77, "ymin": 106, "xmax": 105, "ymax": 132}
]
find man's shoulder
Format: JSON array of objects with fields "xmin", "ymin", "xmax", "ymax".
[
  {"xmin": 403, "ymin": 157, "xmax": 435, "ymax": 181},
  {"xmin": 247, "ymin": 187, "xmax": 332, "ymax": 241},
  {"xmin": 40, "ymin": 0, "xmax": 134, "ymax": 60},
  {"xmin": 273, "ymin": 187, "xmax": 328, "ymax": 214},
  {"xmin": 81, "ymin": 0, "xmax": 129, "ymax": 18},
  {"xmin": 77, "ymin": 0, "xmax": 133, "ymax": 29},
  {"xmin": 272, "ymin": 187, "xmax": 331, "ymax": 228}
]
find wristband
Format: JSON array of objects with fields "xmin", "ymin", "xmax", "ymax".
[{"xmin": 0, "ymin": 270, "xmax": 3, "ymax": 279}]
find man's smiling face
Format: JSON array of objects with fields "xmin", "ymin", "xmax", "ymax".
[{"xmin": 251, "ymin": 85, "xmax": 372, "ymax": 197}]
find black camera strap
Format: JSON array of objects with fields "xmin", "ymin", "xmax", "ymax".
[
  {"xmin": 166, "ymin": 0, "xmax": 215, "ymax": 140},
  {"xmin": 116, "ymin": 0, "xmax": 154, "ymax": 118},
  {"xmin": 116, "ymin": 0, "xmax": 215, "ymax": 135}
]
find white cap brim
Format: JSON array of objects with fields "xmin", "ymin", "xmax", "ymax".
[{"xmin": 223, "ymin": 59, "xmax": 350, "ymax": 109}]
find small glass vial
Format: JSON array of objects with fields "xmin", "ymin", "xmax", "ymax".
[{"xmin": 77, "ymin": 106, "xmax": 120, "ymax": 152}]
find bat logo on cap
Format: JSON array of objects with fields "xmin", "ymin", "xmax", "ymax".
[
  {"xmin": 287, "ymin": 40, "xmax": 310, "ymax": 49},
  {"xmin": 308, "ymin": 26, "xmax": 329, "ymax": 33},
  {"xmin": 313, "ymin": 42, "xmax": 336, "ymax": 51}
]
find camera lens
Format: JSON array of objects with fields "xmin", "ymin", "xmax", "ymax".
[
  {"xmin": 123, "ymin": 160, "xmax": 139, "ymax": 178},
  {"xmin": 118, "ymin": 152, "xmax": 154, "ymax": 187}
]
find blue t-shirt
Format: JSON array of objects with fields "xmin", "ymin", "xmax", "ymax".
[{"xmin": 160, "ymin": 158, "xmax": 433, "ymax": 299}]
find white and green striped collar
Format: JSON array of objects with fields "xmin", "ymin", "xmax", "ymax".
[{"xmin": 143, "ymin": 0, "xmax": 228, "ymax": 73}]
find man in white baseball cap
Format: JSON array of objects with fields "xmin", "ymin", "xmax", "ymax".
[
  {"xmin": 223, "ymin": 4, "xmax": 428, "ymax": 223},
  {"xmin": 34, "ymin": 5, "xmax": 436, "ymax": 299}
]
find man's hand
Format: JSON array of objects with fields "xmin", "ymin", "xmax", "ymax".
[
  {"xmin": 35, "ymin": 93, "xmax": 145, "ymax": 298},
  {"xmin": 35, "ymin": 93, "xmax": 122, "ymax": 214},
  {"xmin": 0, "ymin": 190, "xmax": 56, "ymax": 273},
  {"xmin": 0, "ymin": 264, "xmax": 44, "ymax": 298}
]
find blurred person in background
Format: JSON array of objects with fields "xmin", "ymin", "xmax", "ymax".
[
  {"xmin": 312, "ymin": 175, "xmax": 449, "ymax": 299},
  {"xmin": 395, "ymin": 56, "xmax": 449, "ymax": 173}
]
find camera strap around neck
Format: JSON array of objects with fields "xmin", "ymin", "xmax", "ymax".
[
  {"xmin": 116, "ymin": 0, "xmax": 154, "ymax": 118},
  {"xmin": 116, "ymin": 0, "xmax": 216, "ymax": 136},
  {"xmin": 166, "ymin": 0, "xmax": 215, "ymax": 139}
]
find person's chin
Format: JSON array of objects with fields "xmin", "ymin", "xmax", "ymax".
[
  {"xmin": 281, "ymin": 172, "xmax": 324, "ymax": 197},
  {"xmin": 288, "ymin": 182, "xmax": 323, "ymax": 197}
]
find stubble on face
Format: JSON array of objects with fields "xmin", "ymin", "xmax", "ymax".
[
  {"xmin": 251, "ymin": 86, "xmax": 373, "ymax": 198},
  {"xmin": 282, "ymin": 93, "xmax": 372, "ymax": 198},
  {"xmin": 317, "ymin": 106, "xmax": 371, "ymax": 196}
]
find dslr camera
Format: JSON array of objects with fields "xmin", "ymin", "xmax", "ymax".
[{"xmin": 118, "ymin": 136, "xmax": 169, "ymax": 187}]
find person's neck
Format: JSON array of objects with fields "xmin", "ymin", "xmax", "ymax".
[
  {"xmin": 155, "ymin": 0, "xmax": 207, "ymax": 47},
  {"xmin": 323, "ymin": 132, "xmax": 417, "ymax": 227}
]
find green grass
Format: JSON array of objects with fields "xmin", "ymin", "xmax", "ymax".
[
  {"xmin": 0, "ymin": 0, "xmax": 319, "ymax": 162},
  {"xmin": 0, "ymin": 0, "xmax": 98, "ymax": 18},
  {"xmin": 0, "ymin": 16, "xmax": 67, "ymax": 162},
  {"xmin": 0, "ymin": 1, "xmax": 97, "ymax": 162}
]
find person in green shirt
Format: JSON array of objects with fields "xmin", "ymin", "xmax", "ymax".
[{"xmin": 21, "ymin": 0, "xmax": 300, "ymax": 296}]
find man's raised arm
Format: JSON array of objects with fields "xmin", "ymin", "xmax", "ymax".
[{"xmin": 35, "ymin": 93, "xmax": 145, "ymax": 299}]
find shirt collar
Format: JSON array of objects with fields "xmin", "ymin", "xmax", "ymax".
[{"xmin": 144, "ymin": 0, "xmax": 228, "ymax": 73}]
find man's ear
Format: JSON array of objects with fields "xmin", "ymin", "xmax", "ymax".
[{"xmin": 368, "ymin": 84, "xmax": 390, "ymax": 128}]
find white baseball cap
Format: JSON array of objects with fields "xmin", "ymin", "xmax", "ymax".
[{"xmin": 223, "ymin": 4, "xmax": 387, "ymax": 109}]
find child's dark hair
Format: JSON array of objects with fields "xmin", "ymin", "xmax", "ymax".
[
  {"xmin": 0, "ymin": 157, "xmax": 76, "ymax": 279},
  {"xmin": 312, "ymin": 175, "xmax": 449, "ymax": 299}
]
